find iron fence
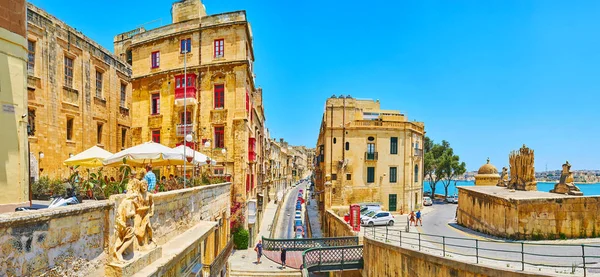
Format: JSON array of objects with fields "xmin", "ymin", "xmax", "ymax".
[
  {"xmin": 262, "ymin": 236, "xmax": 359, "ymax": 251},
  {"xmin": 302, "ymin": 245, "xmax": 364, "ymax": 273},
  {"xmin": 364, "ymin": 226, "xmax": 600, "ymax": 276}
]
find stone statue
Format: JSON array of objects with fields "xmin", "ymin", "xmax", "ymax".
[
  {"xmin": 111, "ymin": 178, "xmax": 156, "ymax": 264},
  {"xmin": 134, "ymin": 179, "xmax": 156, "ymax": 250},
  {"xmin": 497, "ymin": 167, "xmax": 508, "ymax": 187},
  {"xmin": 550, "ymin": 161, "xmax": 583, "ymax": 196},
  {"xmin": 508, "ymin": 144, "xmax": 537, "ymax": 191}
]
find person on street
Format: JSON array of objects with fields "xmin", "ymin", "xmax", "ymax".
[
  {"xmin": 409, "ymin": 211, "xmax": 416, "ymax": 226},
  {"xmin": 254, "ymin": 240, "xmax": 263, "ymax": 264},
  {"xmin": 416, "ymin": 210, "xmax": 422, "ymax": 226},
  {"xmin": 144, "ymin": 164, "xmax": 157, "ymax": 193},
  {"xmin": 281, "ymin": 247, "xmax": 287, "ymax": 269}
]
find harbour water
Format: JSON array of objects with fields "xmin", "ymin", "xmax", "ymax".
[{"xmin": 425, "ymin": 181, "xmax": 600, "ymax": 196}]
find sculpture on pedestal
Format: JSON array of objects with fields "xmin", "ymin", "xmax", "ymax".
[
  {"xmin": 112, "ymin": 178, "xmax": 157, "ymax": 263},
  {"xmin": 497, "ymin": 167, "xmax": 508, "ymax": 187},
  {"xmin": 550, "ymin": 161, "xmax": 583, "ymax": 196},
  {"xmin": 507, "ymin": 144, "xmax": 537, "ymax": 191}
]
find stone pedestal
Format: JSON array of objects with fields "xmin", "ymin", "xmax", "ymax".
[{"xmin": 105, "ymin": 246, "xmax": 162, "ymax": 277}]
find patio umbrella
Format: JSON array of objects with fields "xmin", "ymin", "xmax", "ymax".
[
  {"xmin": 64, "ymin": 145, "xmax": 113, "ymax": 167},
  {"xmin": 172, "ymin": 145, "xmax": 212, "ymax": 166},
  {"xmin": 103, "ymin": 141, "xmax": 185, "ymax": 167}
]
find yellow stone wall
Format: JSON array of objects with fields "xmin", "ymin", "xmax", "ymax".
[
  {"xmin": 171, "ymin": 0, "xmax": 207, "ymax": 24},
  {"xmin": 323, "ymin": 209, "xmax": 358, "ymax": 238},
  {"xmin": 316, "ymin": 97, "xmax": 425, "ymax": 214},
  {"xmin": 362, "ymin": 237, "xmax": 552, "ymax": 277},
  {"xmin": 458, "ymin": 187, "xmax": 600, "ymax": 240},
  {"xmin": 475, "ymin": 174, "xmax": 500, "ymax": 186},
  {"xmin": 26, "ymin": 4, "xmax": 132, "ymax": 180},
  {"xmin": 0, "ymin": 0, "xmax": 29, "ymax": 212}
]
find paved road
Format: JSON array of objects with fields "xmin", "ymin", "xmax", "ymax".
[
  {"xmin": 365, "ymin": 199, "xmax": 600, "ymax": 276},
  {"xmin": 276, "ymin": 182, "xmax": 306, "ymax": 239}
]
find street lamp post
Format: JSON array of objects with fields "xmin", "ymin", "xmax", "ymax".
[
  {"xmin": 221, "ymin": 148, "xmax": 227, "ymax": 180},
  {"xmin": 185, "ymin": 133, "xmax": 196, "ymax": 184},
  {"xmin": 204, "ymin": 140, "xmax": 212, "ymax": 176},
  {"xmin": 183, "ymin": 39, "xmax": 189, "ymax": 188}
]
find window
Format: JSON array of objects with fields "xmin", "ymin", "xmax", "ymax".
[
  {"xmin": 214, "ymin": 126, "xmax": 224, "ymax": 148},
  {"xmin": 214, "ymin": 39, "xmax": 224, "ymax": 58},
  {"xmin": 390, "ymin": 137, "xmax": 398, "ymax": 154},
  {"xmin": 64, "ymin": 56, "xmax": 73, "ymax": 88},
  {"xmin": 367, "ymin": 167, "xmax": 375, "ymax": 183},
  {"xmin": 214, "ymin": 84, "xmax": 224, "ymax": 108},
  {"xmin": 152, "ymin": 130, "xmax": 160, "ymax": 143},
  {"xmin": 151, "ymin": 93, "xmax": 160, "ymax": 114},
  {"xmin": 346, "ymin": 174, "xmax": 351, "ymax": 181},
  {"xmin": 389, "ymin": 167, "xmax": 397, "ymax": 183},
  {"xmin": 66, "ymin": 118, "xmax": 74, "ymax": 141},
  {"xmin": 121, "ymin": 128, "xmax": 127, "ymax": 149},
  {"xmin": 180, "ymin": 111, "xmax": 191, "ymax": 125},
  {"xmin": 27, "ymin": 41, "xmax": 35, "ymax": 75},
  {"xmin": 27, "ymin": 109, "xmax": 36, "ymax": 136},
  {"xmin": 367, "ymin": 143, "xmax": 375, "ymax": 153},
  {"xmin": 125, "ymin": 49, "xmax": 132, "ymax": 65},
  {"xmin": 180, "ymin": 38, "xmax": 191, "ymax": 53},
  {"xmin": 414, "ymin": 165, "xmax": 419, "ymax": 183},
  {"xmin": 95, "ymin": 71, "xmax": 103, "ymax": 98},
  {"xmin": 214, "ymin": 168, "xmax": 224, "ymax": 175},
  {"xmin": 331, "ymin": 174, "xmax": 337, "ymax": 181},
  {"xmin": 345, "ymin": 142, "xmax": 350, "ymax": 151},
  {"xmin": 246, "ymin": 90, "xmax": 250, "ymax": 113},
  {"xmin": 97, "ymin": 123, "xmax": 103, "ymax": 144},
  {"xmin": 151, "ymin": 51, "xmax": 160, "ymax": 68},
  {"xmin": 333, "ymin": 138, "xmax": 336, "ymax": 144},
  {"xmin": 120, "ymin": 83, "xmax": 126, "ymax": 107}
]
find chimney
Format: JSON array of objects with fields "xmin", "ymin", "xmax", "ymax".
[{"xmin": 172, "ymin": 0, "xmax": 207, "ymax": 24}]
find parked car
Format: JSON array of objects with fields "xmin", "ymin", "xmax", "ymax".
[
  {"xmin": 295, "ymin": 220, "xmax": 302, "ymax": 226},
  {"xmin": 361, "ymin": 211, "xmax": 395, "ymax": 227},
  {"xmin": 295, "ymin": 211, "xmax": 302, "ymax": 219},
  {"xmin": 360, "ymin": 205, "xmax": 381, "ymax": 216},
  {"xmin": 424, "ymin": 191, "xmax": 432, "ymax": 197},
  {"xmin": 423, "ymin": 196, "xmax": 433, "ymax": 206},
  {"xmin": 446, "ymin": 195, "xmax": 458, "ymax": 204}
]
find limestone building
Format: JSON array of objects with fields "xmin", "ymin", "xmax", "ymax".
[
  {"xmin": 26, "ymin": 4, "xmax": 132, "ymax": 180},
  {"xmin": 315, "ymin": 96, "xmax": 425, "ymax": 214},
  {"xmin": 114, "ymin": 0, "xmax": 265, "ymax": 232},
  {"xmin": 0, "ymin": 0, "xmax": 29, "ymax": 213},
  {"xmin": 474, "ymin": 158, "xmax": 500, "ymax": 186}
]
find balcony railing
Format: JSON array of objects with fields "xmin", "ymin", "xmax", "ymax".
[
  {"xmin": 414, "ymin": 148, "xmax": 423, "ymax": 157},
  {"xmin": 249, "ymin": 151, "xmax": 256, "ymax": 162},
  {"xmin": 209, "ymin": 240, "xmax": 233, "ymax": 277},
  {"xmin": 365, "ymin": 152, "xmax": 378, "ymax": 161},
  {"xmin": 176, "ymin": 124, "xmax": 193, "ymax": 137}
]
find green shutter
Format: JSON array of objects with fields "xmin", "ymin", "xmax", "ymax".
[
  {"xmin": 389, "ymin": 194, "xmax": 397, "ymax": 211},
  {"xmin": 367, "ymin": 167, "xmax": 375, "ymax": 183},
  {"xmin": 390, "ymin": 137, "xmax": 398, "ymax": 154}
]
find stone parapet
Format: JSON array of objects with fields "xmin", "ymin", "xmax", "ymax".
[{"xmin": 457, "ymin": 186, "xmax": 600, "ymax": 240}]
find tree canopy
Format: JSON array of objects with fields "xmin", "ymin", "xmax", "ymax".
[{"xmin": 423, "ymin": 137, "xmax": 466, "ymax": 198}]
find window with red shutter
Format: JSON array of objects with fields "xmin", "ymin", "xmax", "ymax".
[
  {"xmin": 151, "ymin": 93, "xmax": 160, "ymax": 115},
  {"xmin": 151, "ymin": 51, "xmax": 160, "ymax": 68},
  {"xmin": 214, "ymin": 126, "xmax": 224, "ymax": 148},
  {"xmin": 214, "ymin": 39, "xmax": 224, "ymax": 58},
  {"xmin": 152, "ymin": 130, "xmax": 160, "ymax": 143},
  {"xmin": 214, "ymin": 84, "xmax": 224, "ymax": 108}
]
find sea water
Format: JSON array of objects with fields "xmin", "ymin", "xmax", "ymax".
[{"xmin": 425, "ymin": 181, "xmax": 600, "ymax": 196}]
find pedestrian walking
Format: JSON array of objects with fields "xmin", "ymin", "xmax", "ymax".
[
  {"xmin": 280, "ymin": 247, "xmax": 287, "ymax": 269},
  {"xmin": 416, "ymin": 210, "xmax": 422, "ymax": 226},
  {"xmin": 254, "ymin": 240, "xmax": 263, "ymax": 264},
  {"xmin": 409, "ymin": 211, "xmax": 416, "ymax": 226}
]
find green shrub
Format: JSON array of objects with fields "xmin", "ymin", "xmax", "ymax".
[
  {"xmin": 232, "ymin": 228, "xmax": 249, "ymax": 250},
  {"xmin": 32, "ymin": 176, "xmax": 51, "ymax": 199}
]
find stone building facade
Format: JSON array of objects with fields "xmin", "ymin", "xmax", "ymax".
[
  {"xmin": 26, "ymin": 3, "xmax": 132, "ymax": 180},
  {"xmin": 113, "ymin": 0, "xmax": 265, "ymax": 231},
  {"xmin": 315, "ymin": 96, "xmax": 425, "ymax": 215},
  {"xmin": 0, "ymin": 0, "xmax": 29, "ymax": 213}
]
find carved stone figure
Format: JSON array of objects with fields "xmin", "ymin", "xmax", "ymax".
[
  {"xmin": 497, "ymin": 167, "xmax": 508, "ymax": 187},
  {"xmin": 508, "ymin": 144, "xmax": 537, "ymax": 191},
  {"xmin": 134, "ymin": 179, "xmax": 156, "ymax": 250},
  {"xmin": 113, "ymin": 197, "xmax": 136, "ymax": 262},
  {"xmin": 550, "ymin": 161, "xmax": 583, "ymax": 196}
]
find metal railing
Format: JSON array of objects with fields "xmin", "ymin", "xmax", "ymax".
[
  {"xmin": 364, "ymin": 226, "xmax": 600, "ymax": 276},
  {"xmin": 209, "ymin": 240, "xmax": 233, "ymax": 277},
  {"xmin": 364, "ymin": 152, "xmax": 378, "ymax": 161},
  {"xmin": 302, "ymin": 245, "xmax": 364, "ymax": 273},
  {"xmin": 262, "ymin": 236, "xmax": 359, "ymax": 251}
]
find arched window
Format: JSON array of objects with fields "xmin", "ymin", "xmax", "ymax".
[
  {"xmin": 414, "ymin": 165, "xmax": 419, "ymax": 182},
  {"xmin": 345, "ymin": 142, "xmax": 350, "ymax": 151}
]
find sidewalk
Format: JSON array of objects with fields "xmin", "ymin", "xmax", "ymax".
[
  {"xmin": 306, "ymin": 197, "xmax": 322, "ymax": 237},
  {"xmin": 229, "ymin": 200, "xmax": 299, "ymax": 274}
]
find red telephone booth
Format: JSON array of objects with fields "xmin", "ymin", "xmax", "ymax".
[{"xmin": 349, "ymin": 204, "xmax": 360, "ymax": 232}]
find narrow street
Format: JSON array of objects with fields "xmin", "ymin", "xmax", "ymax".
[{"xmin": 276, "ymin": 181, "xmax": 306, "ymax": 239}]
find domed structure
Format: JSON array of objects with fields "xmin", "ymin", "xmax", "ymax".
[
  {"xmin": 477, "ymin": 158, "xmax": 498, "ymax": 175},
  {"xmin": 475, "ymin": 158, "xmax": 500, "ymax": 186}
]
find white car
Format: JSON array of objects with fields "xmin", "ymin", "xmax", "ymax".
[
  {"xmin": 446, "ymin": 195, "xmax": 458, "ymax": 204},
  {"xmin": 423, "ymin": 196, "xmax": 433, "ymax": 206},
  {"xmin": 361, "ymin": 211, "xmax": 395, "ymax": 227},
  {"xmin": 295, "ymin": 211, "xmax": 302, "ymax": 219}
]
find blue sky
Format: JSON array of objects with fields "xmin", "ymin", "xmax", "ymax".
[{"xmin": 30, "ymin": 0, "xmax": 600, "ymax": 171}]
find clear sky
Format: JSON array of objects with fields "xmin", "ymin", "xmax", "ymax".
[{"xmin": 29, "ymin": 0, "xmax": 600, "ymax": 171}]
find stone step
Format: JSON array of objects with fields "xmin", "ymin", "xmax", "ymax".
[{"xmin": 230, "ymin": 269, "xmax": 302, "ymax": 277}]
